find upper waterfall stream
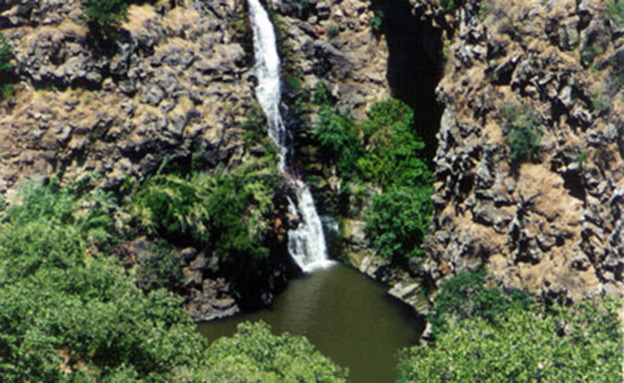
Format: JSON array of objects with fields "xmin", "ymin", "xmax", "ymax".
[{"xmin": 248, "ymin": 0, "xmax": 333, "ymax": 272}]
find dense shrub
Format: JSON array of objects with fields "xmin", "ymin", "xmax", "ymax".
[
  {"xmin": 0, "ymin": 184, "xmax": 206, "ymax": 382},
  {"xmin": 82, "ymin": 0, "xmax": 129, "ymax": 26},
  {"xmin": 315, "ymin": 96, "xmax": 432, "ymax": 189},
  {"xmin": 369, "ymin": 9, "xmax": 384, "ymax": 32},
  {"xmin": 399, "ymin": 270, "xmax": 621, "ymax": 382},
  {"xmin": 441, "ymin": 0, "xmax": 457, "ymax": 13},
  {"xmin": 314, "ymin": 95, "xmax": 434, "ymax": 262},
  {"xmin": 201, "ymin": 322, "xmax": 348, "ymax": 383},
  {"xmin": 136, "ymin": 242, "xmax": 186, "ymax": 293},
  {"xmin": 328, "ymin": 24, "xmax": 340, "ymax": 39},
  {"xmin": 608, "ymin": 0, "xmax": 624, "ymax": 28},
  {"xmin": 427, "ymin": 269, "xmax": 533, "ymax": 336},
  {"xmin": 315, "ymin": 105, "xmax": 361, "ymax": 180},
  {"xmin": 357, "ymin": 99, "xmax": 432, "ymax": 188},
  {"xmin": 364, "ymin": 186, "xmax": 433, "ymax": 263},
  {"xmin": 0, "ymin": 33, "xmax": 14, "ymax": 100},
  {"xmin": 0, "ymin": 34, "xmax": 11, "ymax": 73},
  {"xmin": 503, "ymin": 103, "xmax": 542, "ymax": 165},
  {"xmin": 125, "ymin": 154, "xmax": 279, "ymax": 275},
  {"xmin": 399, "ymin": 297, "xmax": 622, "ymax": 383},
  {"xmin": 0, "ymin": 183, "xmax": 348, "ymax": 382}
]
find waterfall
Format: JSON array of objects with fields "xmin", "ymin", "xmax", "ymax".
[{"xmin": 247, "ymin": 0, "xmax": 334, "ymax": 272}]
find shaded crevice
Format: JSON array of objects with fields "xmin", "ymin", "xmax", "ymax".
[
  {"xmin": 562, "ymin": 169, "xmax": 586, "ymax": 201},
  {"xmin": 373, "ymin": 0, "xmax": 445, "ymax": 160}
]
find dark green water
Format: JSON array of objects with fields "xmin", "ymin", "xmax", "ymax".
[{"xmin": 198, "ymin": 264, "xmax": 424, "ymax": 383}]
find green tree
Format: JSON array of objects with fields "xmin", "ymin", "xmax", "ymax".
[
  {"xmin": 358, "ymin": 99, "xmax": 432, "ymax": 188},
  {"xmin": 608, "ymin": 0, "xmax": 624, "ymax": 28},
  {"xmin": 314, "ymin": 97, "xmax": 432, "ymax": 189},
  {"xmin": 398, "ymin": 297, "xmax": 622, "ymax": 383},
  {"xmin": 0, "ymin": 183, "xmax": 347, "ymax": 382},
  {"xmin": 0, "ymin": 184, "xmax": 206, "ymax": 382},
  {"xmin": 364, "ymin": 186, "xmax": 433, "ymax": 263},
  {"xmin": 125, "ymin": 154, "xmax": 279, "ymax": 285},
  {"xmin": 202, "ymin": 322, "xmax": 349, "ymax": 383},
  {"xmin": 82, "ymin": 0, "xmax": 129, "ymax": 27},
  {"xmin": 427, "ymin": 269, "xmax": 533, "ymax": 336},
  {"xmin": 315, "ymin": 105, "xmax": 361, "ymax": 180}
]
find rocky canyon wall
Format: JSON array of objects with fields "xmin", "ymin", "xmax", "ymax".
[
  {"xmin": 2, "ymin": 0, "xmax": 622, "ymax": 307},
  {"xmin": 419, "ymin": 0, "xmax": 624, "ymax": 303}
]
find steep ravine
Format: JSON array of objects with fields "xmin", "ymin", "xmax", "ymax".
[
  {"xmin": 274, "ymin": 0, "xmax": 624, "ymax": 308},
  {"xmin": 1, "ymin": 0, "xmax": 622, "ymax": 321}
]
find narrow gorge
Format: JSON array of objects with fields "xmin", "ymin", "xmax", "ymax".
[{"xmin": 0, "ymin": 0, "xmax": 621, "ymax": 382}]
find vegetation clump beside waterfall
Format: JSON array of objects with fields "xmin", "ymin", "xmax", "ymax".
[
  {"xmin": 0, "ymin": 182, "xmax": 347, "ymax": 382},
  {"xmin": 124, "ymin": 152, "xmax": 280, "ymax": 285},
  {"xmin": 313, "ymin": 88, "xmax": 433, "ymax": 265}
]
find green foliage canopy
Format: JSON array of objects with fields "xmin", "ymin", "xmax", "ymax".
[
  {"xmin": 0, "ymin": 33, "xmax": 14, "ymax": 100},
  {"xmin": 201, "ymin": 322, "xmax": 349, "ymax": 383},
  {"xmin": 399, "ymin": 270, "xmax": 622, "ymax": 383},
  {"xmin": 357, "ymin": 100, "xmax": 432, "ymax": 188},
  {"xmin": 0, "ymin": 184, "xmax": 206, "ymax": 382},
  {"xmin": 0, "ymin": 183, "xmax": 348, "ymax": 383},
  {"xmin": 314, "ymin": 97, "xmax": 432, "ymax": 189},
  {"xmin": 503, "ymin": 103, "xmax": 542, "ymax": 165},
  {"xmin": 125, "ymin": 154, "xmax": 279, "ymax": 277},
  {"xmin": 364, "ymin": 186, "xmax": 433, "ymax": 263},
  {"xmin": 399, "ymin": 297, "xmax": 622, "ymax": 383},
  {"xmin": 427, "ymin": 269, "xmax": 533, "ymax": 336},
  {"xmin": 608, "ymin": 0, "xmax": 624, "ymax": 28},
  {"xmin": 82, "ymin": 0, "xmax": 129, "ymax": 26}
]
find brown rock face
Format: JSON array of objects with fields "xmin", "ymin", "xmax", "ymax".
[
  {"xmin": 272, "ymin": 0, "xmax": 391, "ymax": 118},
  {"xmin": 0, "ymin": 0, "xmax": 254, "ymax": 195},
  {"xmin": 423, "ymin": 0, "xmax": 624, "ymax": 303}
]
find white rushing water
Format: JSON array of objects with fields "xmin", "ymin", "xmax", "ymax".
[{"xmin": 248, "ymin": 0, "xmax": 334, "ymax": 272}]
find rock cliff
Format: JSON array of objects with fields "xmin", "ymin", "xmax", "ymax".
[
  {"xmin": 419, "ymin": 0, "xmax": 624, "ymax": 304},
  {"xmin": 0, "ymin": 0, "xmax": 252, "ymax": 195},
  {"xmin": 2, "ymin": 0, "xmax": 622, "ymax": 312}
]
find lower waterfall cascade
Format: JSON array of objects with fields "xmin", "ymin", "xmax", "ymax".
[{"xmin": 247, "ymin": 0, "xmax": 334, "ymax": 272}]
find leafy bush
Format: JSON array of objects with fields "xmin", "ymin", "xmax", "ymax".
[
  {"xmin": 369, "ymin": 9, "xmax": 384, "ymax": 32},
  {"xmin": 0, "ymin": 183, "xmax": 347, "ymax": 382},
  {"xmin": 441, "ymin": 0, "xmax": 457, "ymax": 13},
  {"xmin": 295, "ymin": 0, "xmax": 312, "ymax": 19},
  {"xmin": 364, "ymin": 186, "xmax": 433, "ymax": 263},
  {"xmin": 315, "ymin": 105, "xmax": 361, "ymax": 180},
  {"xmin": 357, "ymin": 99, "xmax": 433, "ymax": 188},
  {"xmin": 315, "ymin": 97, "xmax": 432, "ymax": 190},
  {"xmin": 608, "ymin": 0, "xmax": 624, "ymax": 28},
  {"xmin": 328, "ymin": 24, "xmax": 340, "ymax": 39},
  {"xmin": 427, "ymin": 269, "xmax": 533, "ymax": 336},
  {"xmin": 2, "ymin": 182, "xmax": 115, "ymax": 248},
  {"xmin": 0, "ymin": 33, "xmax": 13, "ymax": 100},
  {"xmin": 82, "ymin": 0, "xmax": 129, "ymax": 26},
  {"xmin": 126, "ymin": 172, "xmax": 209, "ymax": 243},
  {"xmin": 136, "ymin": 242, "xmax": 186, "ymax": 293},
  {"xmin": 201, "ymin": 322, "xmax": 349, "ymax": 383},
  {"xmin": 0, "ymin": 184, "xmax": 207, "ymax": 382},
  {"xmin": 0, "ymin": 34, "xmax": 11, "ymax": 73},
  {"xmin": 399, "ymin": 297, "xmax": 622, "ymax": 383},
  {"xmin": 125, "ymin": 155, "xmax": 279, "ymax": 274},
  {"xmin": 502, "ymin": 103, "xmax": 542, "ymax": 165}
]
